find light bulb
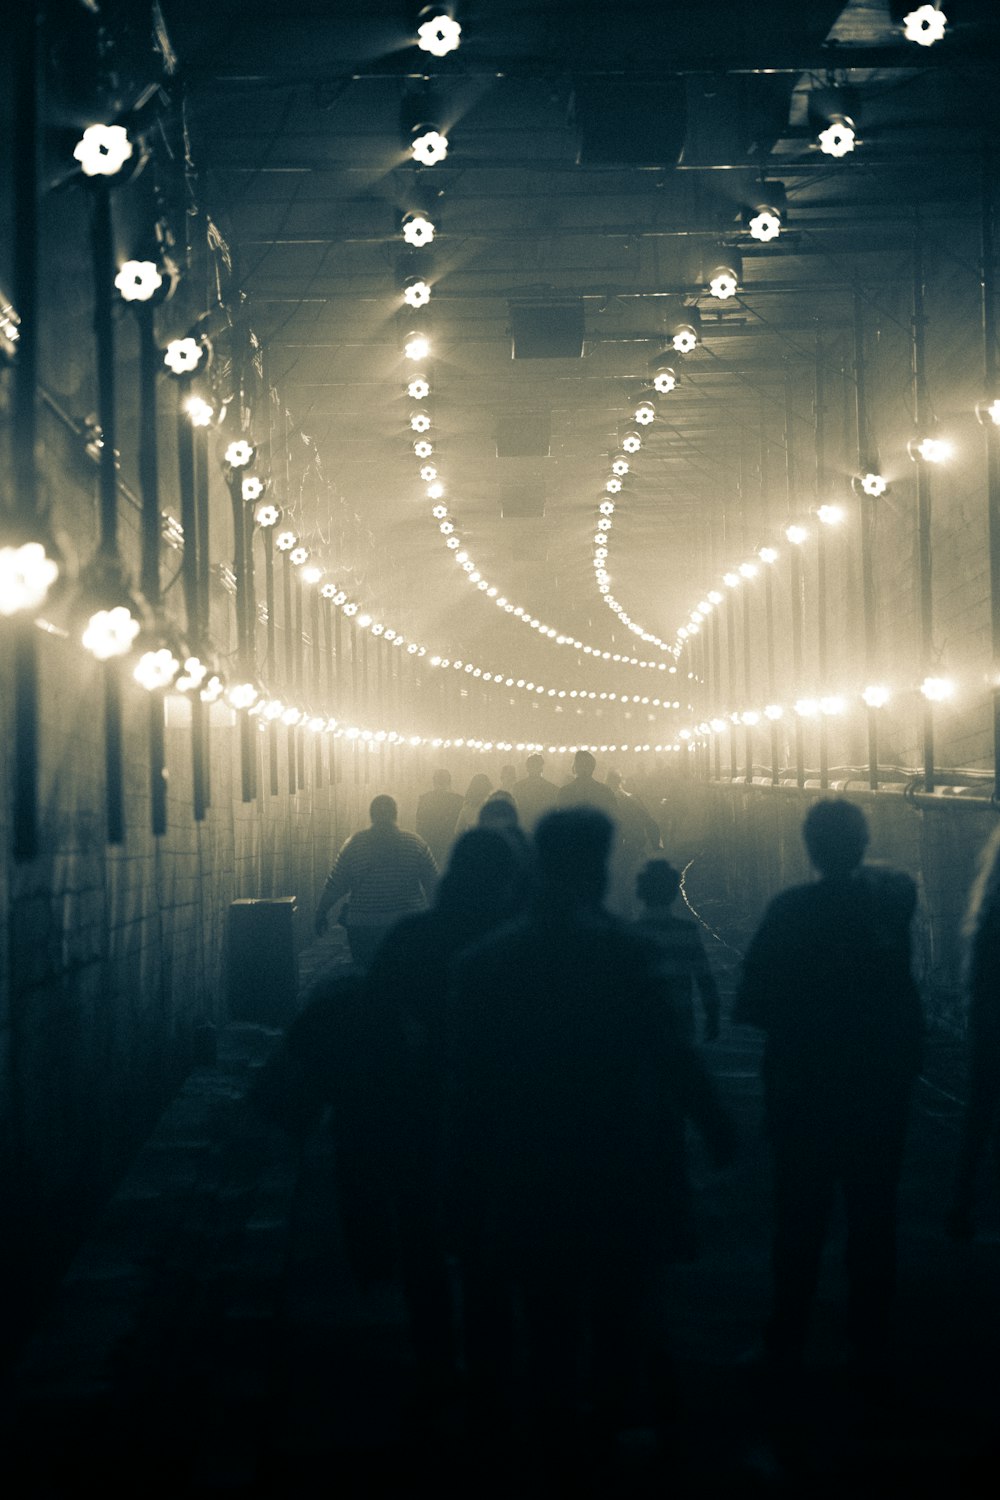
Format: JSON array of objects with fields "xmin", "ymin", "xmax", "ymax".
[
  {"xmin": 256, "ymin": 504, "xmax": 279, "ymax": 527},
  {"xmin": 913, "ymin": 436, "xmax": 953, "ymax": 463},
  {"xmin": 115, "ymin": 261, "xmax": 163, "ymax": 303},
  {"xmin": 634, "ymin": 401, "xmax": 656, "ymax": 426},
  {"xmin": 738, "ymin": 562, "xmax": 758, "ymax": 579},
  {"xmin": 410, "ymin": 411, "xmax": 431, "ymax": 432},
  {"xmin": 290, "ymin": 546, "xmax": 309, "ymax": 566},
  {"xmin": 652, "ymin": 368, "xmax": 676, "ymax": 394},
  {"xmin": 707, "ymin": 590, "xmax": 722, "ymax": 605},
  {"xmin": 407, "ymin": 377, "xmax": 430, "ymax": 400},
  {"xmin": 403, "ymin": 278, "xmax": 431, "ymax": 309},
  {"xmin": 174, "ymin": 657, "xmax": 208, "ymax": 693},
  {"xmin": 405, "ymin": 333, "xmax": 431, "ymax": 361},
  {"xmin": 185, "ymin": 395, "xmax": 214, "ymax": 427},
  {"xmin": 764, "ymin": 703, "xmax": 784, "ymax": 720},
  {"xmin": 748, "ymin": 209, "xmax": 781, "ymax": 243},
  {"xmin": 817, "ymin": 503, "xmax": 845, "ymax": 526},
  {"xmin": 134, "ymin": 647, "xmax": 180, "ymax": 691},
  {"xmin": 708, "ymin": 269, "xmax": 738, "ymax": 299},
  {"xmin": 427, "ymin": 481, "xmax": 444, "ymax": 499},
  {"xmin": 611, "ymin": 457, "xmax": 630, "ymax": 476},
  {"xmin": 672, "ymin": 326, "xmax": 698, "ymax": 354},
  {"xmin": 225, "ymin": 440, "xmax": 254, "ymax": 468},
  {"xmin": 402, "ymin": 213, "xmax": 435, "ymax": 247},
  {"xmin": 241, "ymin": 476, "xmax": 264, "ymax": 501},
  {"xmin": 276, "ymin": 531, "xmax": 296, "ymax": 551},
  {"xmin": 0, "ymin": 542, "xmax": 59, "ymax": 616},
  {"xmin": 723, "ymin": 572, "xmax": 740, "ymax": 587},
  {"xmin": 421, "ymin": 465, "xmax": 438, "ymax": 482},
  {"xmin": 164, "ymin": 337, "xmax": 204, "ymax": 375},
  {"xmin": 795, "ymin": 698, "xmax": 819, "ymax": 717},
  {"xmin": 200, "ymin": 675, "xmax": 224, "ymax": 704},
  {"xmin": 82, "ymin": 606, "xmax": 140, "ymax": 660},
  {"xmin": 861, "ymin": 472, "xmax": 887, "ymax": 496},
  {"xmin": 903, "ymin": 5, "xmax": 947, "ymax": 46},
  {"xmin": 758, "ymin": 546, "xmax": 778, "ymax": 564},
  {"xmin": 785, "ymin": 523, "xmax": 808, "ymax": 545},
  {"xmin": 818, "ymin": 119, "xmax": 856, "ymax": 158},
  {"xmin": 73, "ymin": 123, "xmax": 133, "ymax": 178},
  {"xmin": 921, "ymin": 675, "xmax": 954, "ymax": 702},
  {"xmin": 417, "ymin": 13, "xmax": 462, "ymax": 57},
  {"xmin": 622, "ymin": 432, "xmax": 641, "ymax": 454},
  {"xmin": 411, "ymin": 128, "xmax": 449, "ymax": 166},
  {"xmin": 301, "ymin": 565, "xmax": 323, "ymax": 585},
  {"xmin": 606, "ymin": 478, "xmax": 622, "ymax": 494},
  {"xmin": 741, "ymin": 710, "xmax": 760, "ymax": 726},
  {"xmin": 820, "ymin": 695, "xmax": 846, "ymax": 716},
  {"xmin": 862, "ymin": 684, "xmax": 891, "ymax": 709},
  {"xmin": 414, "ymin": 440, "xmax": 433, "ymax": 458}
]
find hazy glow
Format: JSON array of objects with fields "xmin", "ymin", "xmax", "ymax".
[
  {"xmin": 723, "ymin": 572, "xmax": 739, "ymax": 587},
  {"xmin": 82, "ymin": 607, "xmax": 140, "ymax": 660},
  {"xmin": 819, "ymin": 695, "xmax": 846, "ymax": 716},
  {"xmin": 134, "ymin": 648, "xmax": 180, "ymax": 691},
  {"xmin": 921, "ymin": 675, "xmax": 955, "ymax": 702},
  {"xmin": 0, "ymin": 542, "xmax": 59, "ymax": 616},
  {"xmin": 764, "ymin": 703, "xmax": 784, "ymax": 720},
  {"xmin": 405, "ymin": 333, "xmax": 431, "ymax": 361},
  {"xmin": 785, "ymin": 523, "xmax": 808, "ymax": 545},
  {"xmin": 758, "ymin": 546, "xmax": 778, "ymax": 565},
  {"xmin": 795, "ymin": 698, "xmax": 819, "ymax": 717},
  {"xmin": 738, "ymin": 561, "xmax": 758, "ymax": 579},
  {"xmin": 914, "ymin": 436, "xmax": 953, "ymax": 463},
  {"xmin": 862, "ymin": 683, "xmax": 891, "ymax": 708},
  {"xmin": 185, "ymin": 395, "xmax": 214, "ymax": 427},
  {"xmin": 817, "ymin": 503, "xmax": 845, "ymax": 526}
]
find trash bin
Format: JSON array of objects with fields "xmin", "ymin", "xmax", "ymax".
[{"xmin": 227, "ymin": 897, "xmax": 298, "ymax": 1025}]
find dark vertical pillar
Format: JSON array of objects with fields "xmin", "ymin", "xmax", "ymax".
[
  {"xmin": 137, "ymin": 305, "xmax": 167, "ymax": 835},
  {"xmin": 911, "ymin": 224, "xmax": 936, "ymax": 791},
  {"xmin": 854, "ymin": 286, "xmax": 880, "ymax": 790},
  {"xmin": 981, "ymin": 157, "xmax": 1000, "ymax": 794},
  {"xmin": 814, "ymin": 332, "xmax": 829, "ymax": 790}
]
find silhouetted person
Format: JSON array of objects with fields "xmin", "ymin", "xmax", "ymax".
[
  {"xmin": 634, "ymin": 859, "xmax": 720, "ymax": 1044},
  {"xmin": 362, "ymin": 830, "xmax": 522, "ymax": 1393},
  {"xmin": 607, "ymin": 769, "xmax": 662, "ymax": 916},
  {"xmin": 557, "ymin": 748, "xmax": 619, "ymax": 819},
  {"xmin": 950, "ymin": 824, "xmax": 1000, "ymax": 1240},
  {"xmin": 314, "ymin": 794, "xmax": 438, "ymax": 970},
  {"xmin": 499, "ymin": 763, "xmax": 518, "ymax": 795},
  {"xmin": 455, "ymin": 772, "xmax": 493, "ymax": 834},
  {"xmin": 416, "ymin": 768, "xmax": 464, "ymax": 871},
  {"xmin": 476, "ymin": 789, "xmax": 532, "ymax": 873},
  {"xmin": 735, "ymin": 798, "xmax": 923, "ymax": 1374},
  {"xmin": 512, "ymin": 752, "xmax": 560, "ymax": 832},
  {"xmin": 450, "ymin": 807, "xmax": 734, "ymax": 1457}
]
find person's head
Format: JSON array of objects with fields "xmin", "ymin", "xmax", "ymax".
[
  {"xmin": 605, "ymin": 769, "xmax": 623, "ymax": 792},
  {"xmin": 500, "ymin": 763, "xmax": 518, "ymax": 790},
  {"xmin": 431, "ymin": 768, "xmax": 452, "ymax": 792},
  {"xmin": 802, "ymin": 797, "xmax": 869, "ymax": 877},
  {"xmin": 534, "ymin": 807, "xmax": 613, "ymax": 907},
  {"xmin": 369, "ymin": 794, "xmax": 398, "ymax": 829},
  {"xmin": 636, "ymin": 858, "xmax": 681, "ymax": 910},
  {"xmin": 525, "ymin": 753, "xmax": 544, "ymax": 778},
  {"xmin": 477, "ymin": 790, "xmax": 519, "ymax": 830},
  {"xmin": 464, "ymin": 773, "xmax": 493, "ymax": 805},
  {"xmin": 437, "ymin": 829, "xmax": 519, "ymax": 916},
  {"xmin": 572, "ymin": 749, "xmax": 597, "ymax": 780}
]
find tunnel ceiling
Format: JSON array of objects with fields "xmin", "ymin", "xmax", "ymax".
[{"xmin": 162, "ymin": 0, "xmax": 1000, "ymax": 680}]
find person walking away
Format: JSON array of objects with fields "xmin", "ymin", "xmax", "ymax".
[
  {"xmin": 314, "ymin": 794, "xmax": 438, "ymax": 971},
  {"xmin": 512, "ymin": 752, "xmax": 559, "ymax": 832},
  {"xmin": 634, "ymin": 859, "xmax": 720, "ymax": 1044},
  {"xmin": 734, "ymin": 797, "xmax": 924, "ymax": 1376},
  {"xmin": 606, "ymin": 768, "xmax": 661, "ymax": 917},
  {"xmin": 455, "ymin": 772, "xmax": 493, "ymax": 835},
  {"xmin": 416, "ymin": 768, "xmax": 464, "ymax": 872},
  {"xmin": 556, "ymin": 749, "xmax": 619, "ymax": 819}
]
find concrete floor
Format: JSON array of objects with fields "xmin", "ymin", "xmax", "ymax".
[{"xmin": 3, "ymin": 927, "xmax": 999, "ymax": 1497}]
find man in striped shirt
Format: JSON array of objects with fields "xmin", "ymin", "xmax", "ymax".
[{"xmin": 314, "ymin": 795, "xmax": 438, "ymax": 970}]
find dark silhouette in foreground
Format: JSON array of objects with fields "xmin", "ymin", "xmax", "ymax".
[
  {"xmin": 314, "ymin": 794, "xmax": 437, "ymax": 970},
  {"xmin": 735, "ymin": 797, "xmax": 924, "ymax": 1375},
  {"xmin": 950, "ymin": 823, "xmax": 1000, "ymax": 1240},
  {"xmin": 634, "ymin": 858, "xmax": 721, "ymax": 1044},
  {"xmin": 449, "ymin": 807, "xmax": 735, "ymax": 1466}
]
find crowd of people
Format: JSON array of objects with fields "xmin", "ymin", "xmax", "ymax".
[{"xmin": 299, "ymin": 754, "xmax": 1000, "ymax": 1471}]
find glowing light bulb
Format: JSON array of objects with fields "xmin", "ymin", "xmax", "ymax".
[
  {"xmin": 403, "ymin": 278, "xmax": 431, "ymax": 309},
  {"xmin": 281, "ymin": 706, "xmax": 303, "ymax": 727},
  {"xmin": 410, "ymin": 412, "xmax": 431, "ymax": 432},
  {"xmin": 818, "ymin": 119, "xmax": 856, "ymax": 158},
  {"xmin": 861, "ymin": 472, "xmax": 887, "ymax": 496},
  {"xmin": 164, "ymin": 337, "xmax": 203, "ymax": 375},
  {"xmin": 405, "ymin": 333, "xmax": 430, "ymax": 361},
  {"xmin": 417, "ymin": 13, "xmax": 462, "ymax": 56},
  {"xmin": 820, "ymin": 695, "xmax": 846, "ymax": 716},
  {"xmin": 741, "ymin": 710, "xmax": 760, "ymax": 726},
  {"xmin": 723, "ymin": 572, "xmax": 740, "ymax": 587},
  {"xmin": 606, "ymin": 478, "xmax": 622, "ymax": 494},
  {"xmin": 709, "ymin": 270, "xmax": 738, "ymax": 300},
  {"xmin": 710, "ymin": 718, "xmax": 727, "ymax": 734},
  {"xmin": 738, "ymin": 561, "xmax": 758, "ymax": 579},
  {"xmin": 764, "ymin": 703, "xmax": 784, "ymax": 720},
  {"xmin": 407, "ymin": 377, "xmax": 430, "ymax": 400},
  {"xmin": 73, "ymin": 123, "xmax": 133, "ymax": 177},
  {"xmin": 758, "ymin": 546, "xmax": 778, "ymax": 564},
  {"xmin": 134, "ymin": 647, "xmax": 180, "ymax": 691},
  {"xmin": 427, "ymin": 481, "xmax": 444, "ymax": 499},
  {"xmin": 921, "ymin": 675, "xmax": 954, "ymax": 702},
  {"xmin": 652, "ymin": 368, "xmax": 676, "ymax": 395},
  {"xmin": 622, "ymin": 432, "xmax": 641, "ymax": 454},
  {"xmin": 903, "ymin": 5, "xmax": 947, "ymax": 46},
  {"xmin": 748, "ymin": 209, "xmax": 781, "ymax": 243},
  {"xmin": 795, "ymin": 698, "xmax": 819, "ymax": 718},
  {"xmin": 611, "ymin": 457, "xmax": 630, "ymax": 476},
  {"xmin": 225, "ymin": 440, "xmax": 254, "ymax": 468},
  {"xmin": 421, "ymin": 465, "xmax": 438, "ymax": 482},
  {"xmin": 276, "ymin": 532, "xmax": 296, "ymax": 551},
  {"xmin": 984, "ymin": 399, "xmax": 1000, "ymax": 427},
  {"xmin": 634, "ymin": 401, "xmax": 655, "ymax": 426},
  {"xmin": 707, "ymin": 590, "xmax": 722, "ymax": 605},
  {"xmin": 200, "ymin": 675, "xmax": 224, "ymax": 704},
  {"xmin": 402, "ymin": 213, "xmax": 435, "ymax": 247},
  {"xmin": 785, "ymin": 523, "xmax": 808, "ymax": 546},
  {"xmin": 0, "ymin": 542, "xmax": 59, "ymax": 616},
  {"xmin": 862, "ymin": 684, "xmax": 891, "ymax": 709},
  {"xmin": 82, "ymin": 606, "xmax": 140, "ymax": 660},
  {"xmin": 256, "ymin": 504, "xmax": 279, "ymax": 527},
  {"xmin": 411, "ymin": 128, "xmax": 449, "ymax": 166},
  {"xmin": 599, "ymin": 500, "xmax": 614, "ymax": 517},
  {"xmin": 302, "ymin": 565, "xmax": 323, "ymax": 585},
  {"xmin": 414, "ymin": 440, "xmax": 433, "ymax": 458},
  {"xmin": 290, "ymin": 546, "xmax": 309, "ymax": 566},
  {"xmin": 817, "ymin": 504, "xmax": 845, "ymax": 526},
  {"xmin": 185, "ymin": 395, "xmax": 214, "ymax": 427},
  {"xmin": 914, "ymin": 436, "xmax": 953, "ymax": 463},
  {"xmin": 672, "ymin": 326, "xmax": 698, "ymax": 354},
  {"xmin": 241, "ymin": 476, "xmax": 264, "ymax": 502},
  {"xmin": 115, "ymin": 261, "xmax": 163, "ymax": 302}
]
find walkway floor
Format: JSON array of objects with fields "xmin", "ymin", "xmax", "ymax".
[{"xmin": 3, "ymin": 928, "xmax": 999, "ymax": 1497}]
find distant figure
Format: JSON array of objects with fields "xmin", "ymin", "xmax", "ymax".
[
  {"xmin": 477, "ymin": 789, "xmax": 532, "ymax": 871},
  {"xmin": 451, "ymin": 807, "xmax": 735, "ymax": 1450},
  {"xmin": 455, "ymin": 772, "xmax": 493, "ymax": 835},
  {"xmin": 950, "ymin": 824, "xmax": 1000, "ymax": 1240},
  {"xmin": 415, "ymin": 769, "xmax": 464, "ymax": 871},
  {"xmin": 634, "ymin": 859, "xmax": 720, "ymax": 1044},
  {"xmin": 735, "ymin": 798, "xmax": 924, "ymax": 1373},
  {"xmin": 607, "ymin": 769, "xmax": 662, "ymax": 916},
  {"xmin": 499, "ymin": 763, "xmax": 519, "ymax": 795},
  {"xmin": 363, "ymin": 830, "xmax": 522, "ymax": 1389},
  {"xmin": 557, "ymin": 748, "xmax": 619, "ymax": 819},
  {"xmin": 512, "ymin": 752, "xmax": 560, "ymax": 831},
  {"xmin": 314, "ymin": 795, "xmax": 438, "ymax": 971}
]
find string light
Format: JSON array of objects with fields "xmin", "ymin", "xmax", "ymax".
[
  {"xmin": 82, "ymin": 606, "xmax": 140, "ymax": 660},
  {"xmin": 860, "ymin": 472, "xmax": 887, "ymax": 496},
  {"xmin": 0, "ymin": 542, "xmax": 59, "ymax": 616},
  {"xmin": 414, "ymin": 439, "xmax": 433, "ymax": 458},
  {"xmin": 241, "ymin": 476, "xmax": 264, "ymax": 501},
  {"xmin": 818, "ymin": 118, "xmax": 856, "ymax": 158},
  {"xmin": 410, "ymin": 411, "xmax": 431, "ymax": 432},
  {"xmin": 402, "ymin": 212, "xmax": 435, "ymax": 247},
  {"xmin": 621, "ymin": 431, "xmax": 641, "ymax": 454},
  {"xmin": 276, "ymin": 531, "xmax": 296, "ymax": 551},
  {"xmin": 817, "ymin": 503, "xmax": 845, "ymax": 526},
  {"xmin": 225, "ymin": 440, "xmax": 254, "ymax": 468},
  {"xmin": 185, "ymin": 395, "xmax": 215, "ymax": 427},
  {"xmin": 255, "ymin": 504, "xmax": 279, "ymax": 527},
  {"xmin": 671, "ymin": 324, "xmax": 699, "ymax": 354},
  {"xmin": 411, "ymin": 128, "xmax": 449, "ymax": 166},
  {"xmin": 134, "ymin": 648, "xmax": 180, "ymax": 691},
  {"xmin": 708, "ymin": 266, "xmax": 739, "ymax": 300},
  {"xmin": 748, "ymin": 208, "xmax": 781, "ymax": 243},
  {"xmin": 903, "ymin": 5, "xmax": 947, "ymax": 46},
  {"xmin": 404, "ymin": 332, "xmax": 431, "ymax": 361},
  {"xmin": 862, "ymin": 684, "xmax": 891, "ymax": 708},
  {"xmin": 758, "ymin": 546, "xmax": 779, "ymax": 565},
  {"xmin": 290, "ymin": 546, "xmax": 309, "ymax": 566},
  {"xmin": 634, "ymin": 401, "xmax": 656, "ymax": 426},
  {"xmin": 921, "ymin": 675, "xmax": 955, "ymax": 702},
  {"xmin": 226, "ymin": 681, "xmax": 259, "ymax": 710},
  {"xmin": 416, "ymin": 12, "xmax": 462, "ymax": 56},
  {"xmin": 785, "ymin": 523, "xmax": 809, "ymax": 545},
  {"xmin": 114, "ymin": 262, "xmax": 163, "ymax": 302},
  {"xmin": 163, "ymin": 337, "xmax": 204, "ymax": 375},
  {"xmin": 174, "ymin": 657, "xmax": 208, "ymax": 693},
  {"xmin": 911, "ymin": 436, "xmax": 953, "ymax": 463},
  {"xmin": 652, "ymin": 367, "xmax": 677, "ymax": 395},
  {"xmin": 407, "ymin": 377, "xmax": 430, "ymax": 400},
  {"xmin": 403, "ymin": 277, "xmax": 432, "ymax": 309}
]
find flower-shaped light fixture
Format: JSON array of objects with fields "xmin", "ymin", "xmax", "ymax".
[
  {"xmin": 115, "ymin": 261, "xmax": 163, "ymax": 303},
  {"xmin": 910, "ymin": 436, "xmax": 953, "ymax": 463},
  {"xmin": 652, "ymin": 366, "xmax": 677, "ymax": 395},
  {"xmin": 421, "ymin": 465, "xmax": 438, "ymax": 482},
  {"xmin": 634, "ymin": 401, "xmax": 656, "ymax": 426},
  {"xmin": 226, "ymin": 680, "xmax": 259, "ymax": 710},
  {"xmin": 174, "ymin": 656, "xmax": 209, "ymax": 693},
  {"xmin": 276, "ymin": 531, "xmax": 297, "ymax": 552},
  {"xmin": 903, "ymin": 5, "xmax": 947, "ymax": 46},
  {"xmin": 184, "ymin": 394, "xmax": 215, "ymax": 427},
  {"xmin": 707, "ymin": 262, "xmax": 740, "ymax": 300},
  {"xmin": 402, "ymin": 212, "xmax": 436, "ymax": 247},
  {"xmin": 225, "ymin": 440, "xmax": 255, "ymax": 468},
  {"xmin": 255, "ymin": 503, "xmax": 280, "ymax": 528},
  {"xmin": 0, "ymin": 541, "xmax": 59, "ymax": 616},
  {"xmin": 818, "ymin": 118, "xmax": 857, "ymax": 158},
  {"xmin": 134, "ymin": 647, "xmax": 180, "ymax": 691},
  {"xmin": 611, "ymin": 456, "xmax": 630, "ymax": 476},
  {"xmin": 405, "ymin": 332, "xmax": 431, "ymax": 361},
  {"xmin": 73, "ymin": 123, "xmax": 133, "ymax": 178},
  {"xmin": 785, "ymin": 523, "xmax": 809, "ymax": 545},
  {"xmin": 921, "ymin": 675, "xmax": 954, "ymax": 701},
  {"xmin": 290, "ymin": 546, "xmax": 309, "ymax": 566},
  {"xmin": 862, "ymin": 683, "xmax": 891, "ymax": 709},
  {"xmin": 414, "ymin": 439, "xmax": 433, "ymax": 458},
  {"xmin": 606, "ymin": 478, "xmax": 622, "ymax": 494},
  {"xmin": 82, "ymin": 605, "xmax": 141, "ymax": 660},
  {"xmin": 321, "ymin": 583, "xmax": 338, "ymax": 600},
  {"xmin": 427, "ymin": 481, "xmax": 445, "ymax": 500},
  {"xmin": 817, "ymin": 503, "xmax": 845, "ymax": 526},
  {"xmin": 163, "ymin": 337, "xmax": 204, "ymax": 375},
  {"xmin": 408, "ymin": 377, "xmax": 430, "ymax": 400},
  {"xmin": 671, "ymin": 323, "xmax": 699, "ymax": 354},
  {"xmin": 301, "ymin": 565, "xmax": 323, "ymax": 585},
  {"xmin": 417, "ymin": 11, "xmax": 462, "ymax": 56},
  {"xmin": 410, "ymin": 411, "xmax": 431, "ymax": 433},
  {"xmin": 241, "ymin": 476, "xmax": 264, "ymax": 502},
  {"xmin": 744, "ymin": 187, "xmax": 786, "ymax": 243},
  {"xmin": 860, "ymin": 471, "xmax": 888, "ymax": 497},
  {"xmin": 200, "ymin": 674, "xmax": 225, "ymax": 704},
  {"xmin": 621, "ymin": 431, "xmax": 642, "ymax": 455},
  {"xmin": 738, "ymin": 561, "xmax": 758, "ymax": 579},
  {"xmin": 411, "ymin": 128, "xmax": 449, "ymax": 167},
  {"xmin": 403, "ymin": 277, "xmax": 432, "ymax": 309},
  {"xmin": 764, "ymin": 703, "xmax": 784, "ymax": 720},
  {"xmin": 758, "ymin": 546, "xmax": 779, "ymax": 565}
]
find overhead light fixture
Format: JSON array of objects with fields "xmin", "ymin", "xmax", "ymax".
[
  {"xmin": 404, "ymin": 331, "xmax": 431, "ymax": 361},
  {"xmin": 611, "ymin": 456, "xmax": 630, "ymax": 476},
  {"xmin": 114, "ymin": 260, "xmax": 163, "ymax": 303},
  {"xmin": 671, "ymin": 314, "xmax": 701, "ymax": 354},
  {"xmin": 818, "ymin": 117, "xmax": 857, "ymax": 158},
  {"xmin": 410, "ymin": 411, "xmax": 431, "ymax": 432},
  {"xmin": 410, "ymin": 126, "xmax": 449, "ymax": 167},
  {"xmin": 921, "ymin": 675, "xmax": 954, "ymax": 701},
  {"xmin": 634, "ymin": 400, "xmax": 656, "ymax": 426},
  {"xmin": 856, "ymin": 471, "xmax": 888, "ymax": 496},
  {"xmin": 817, "ymin": 503, "xmax": 845, "ymax": 526},
  {"xmin": 416, "ymin": 8, "xmax": 462, "ymax": 57},
  {"xmin": 862, "ymin": 684, "xmax": 891, "ymax": 708},
  {"xmin": 184, "ymin": 394, "xmax": 215, "ymax": 427},
  {"xmin": 902, "ymin": 5, "xmax": 947, "ymax": 46},
  {"xmin": 0, "ymin": 540, "xmax": 59, "ymax": 617},
  {"xmin": 785, "ymin": 523, "xmax": 808, "ymax": 545},
  {"xmin": 163, "ymin": 337, "xmax": 205, "ymax": 375},
  {"xmin": 403, "ymin": 276, "xmax": 432, "ymax": 309},
  {"xmin": 621, "ymin": 430, "xmax": 642, "ymax": 454},
  {"xmin": 909, "ymin": 435, "xmax": 953, "ymax": 463},
  {"xmin": 707, "ymin": 259, "xmax": 741, "ymax": 300},
  {"xmin": 402, "ymin": 211, "xmax": 436, "ymax": 247},
  {"xmin": 225, "ymin": 440, "xmax": 254, "ymax": 468},
  {"xmin": 743, "ymin": 184, "xmax": 786, "ymax": 243},
  {"xmin": 758, "ymin": 546, "xmax": 779, "ymax": 564},
  {"xmin": 652, "ymin": 365, "xmax": 677, "ymax": 394},
  {"xmin": 407, "ymin": 376, "xmax": 430, "ymax": 400},
  {"xmin": 73, "ymin": 123, "xmax": 133, "ymax": 178}
]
